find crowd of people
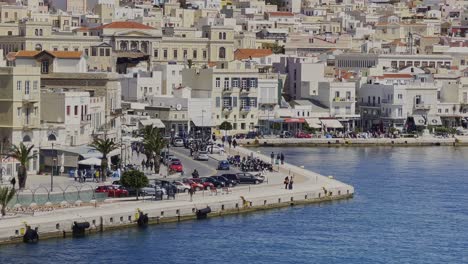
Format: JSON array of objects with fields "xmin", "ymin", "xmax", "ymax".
[{"xmin": 227, "ymin": 155, "xmax": 273, "ymax": 173}]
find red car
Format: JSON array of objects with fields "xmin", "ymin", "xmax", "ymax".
[
  {"xmin": 191, "ymin": 178, "xmax": 215, "ymax": 190},
  {"xmin": 296, "ymin": 132, "xmax": 312, "ymax": 138},
  {"xmin": 169, "ymin": 160, "xmax": 184, "ymax": 172},
  {"xmin": 95, "ymin": 185, "xmax": 129, "ymax": 197},
  {"xmin": 182, "ymin": 179, "xmax": 204, "ymax": 191}
]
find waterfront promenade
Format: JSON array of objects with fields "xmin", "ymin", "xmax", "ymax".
[{"xmin": 0, "ymin": 144, "xmax": 354, "ymax": 244}]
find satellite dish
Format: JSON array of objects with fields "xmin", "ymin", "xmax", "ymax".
[{"xmin": 176, "ymin": 104, "xmax": 182, "ymax": 111}]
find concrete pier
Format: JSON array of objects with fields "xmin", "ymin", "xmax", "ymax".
[{"xmin": 0, "ymin": 145, "xmax": 354, "ymax": 245}]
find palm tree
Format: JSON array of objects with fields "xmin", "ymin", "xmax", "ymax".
[
  {"xmin": 7, "ymin": 143, "xmax": 35, "ymax": 189},
  {"xmin": 0, "ymin": 187, "xmax": 15, "ymax": 217},
  {"xmin": 141, "ymin": 125, "xmax": 166, "ymax": 174},
  {"xmin": 89, "ymin": 137, "xmax": 119, "ymax": 182}
]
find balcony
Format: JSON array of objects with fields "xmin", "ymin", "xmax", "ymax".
[
  {"xmin": 22, "ymin": 94, "xmax": 39, "ymax": 104},
  {"xmin": 223, "ymin": 106, "xmax": 233, "ymax": 112},
  {"xmin": 414, "ymin": 103, "xmax": 431, "ymax": 110},
  {"xmin": 240, "ymin": 106, "xmax": 251, "ymax": 112},
  {"xmin": 333, "ymin": 97, "xmax": 354, "ymax": 102},
  {"xmin": 240, "ymin": 88, "xmax": 251, "ymax": 94},
  {"xmin": 222, "ymin": 88, "xmax": 232, "ymax": 94}
]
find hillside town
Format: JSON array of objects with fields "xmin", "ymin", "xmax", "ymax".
[{"xmin": 0, "ymin": 0, "xmax": 467, "ymax": 179}]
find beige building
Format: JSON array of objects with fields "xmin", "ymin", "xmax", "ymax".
[{"xmin": 0, "ymin": 66, "xmax": 41, "ymax": 173}]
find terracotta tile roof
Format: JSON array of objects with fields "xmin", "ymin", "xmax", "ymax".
[
  {"xmin": 15, "ymin": 50, "xmax": 83, "ymax": 59},
  {"xmin": 91, "ymin": 21, "xmax": 154, "ymax": 30},
  {"xmin": 268, "ymin": 12, "xmax": 294, "ymax": 17},
  {"xmin": 234, "ymin": 49, "xmax": 273, "ymax": 60},
  {"xmin": 376, "ymin": 74, "xmax": 413, "ymax": 79},
  {"xmin": 74, "ymin": 27, "xmax": 89, "ymax": 32}
]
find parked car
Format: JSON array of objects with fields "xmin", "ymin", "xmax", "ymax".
[
  {"xmin": 169, "ymin": 160, "xmax": 184, "ymax": 172},
  {"xmin": 173, "ymin": 181, "xmax": 190, "ymax": 193},
  {"xmin": 182, "ymin": 179, "xmax": 204, "ymax": 191},
  {"xmin": 95, "ymin": 185, "xmax": 129, "ymax": 197},
  {"xmin": 200, "ymin": 177, "xmax": 225, "ymax": 188},
  {"xmin": 296, "ymin": 131, "xmax": 312, "ymax": 138},
  {"xmin": 173, "ymin": 138, "xmax": 184, "ymax": 147},
  {"xmin": 234, "ymin": 134, "xmax": 246, "ymax": 139},
  {"xmin": 194, "ymin": 151, "xmax": 209, "ymax": 161},
  {"xmin": 191, "ymin": 178, "xmax": 215, "ymax": 190},
  {"xmin": 217, "ymin": 160, "xmax": 230, "ymax": 170},
  {"xmin": 279, "ymin": 131, "xmax": 293, "ymax": 138},
  {"xmin": 140, "ymin": 184, "xmax": 167, "ymax": 197},
  {"xmin": 211, "ymin": 175, "xmax": 237, "ymax": 187},
  {"xmin": 221, "ymin": 173, "xmax": 241, "ymax": 184},
  {"xmin": 236, "ymin": 172, "xmax": 264, "ymax": 184}
]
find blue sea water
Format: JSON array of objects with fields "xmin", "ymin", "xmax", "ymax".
[{"xmin": 1, "ymin": 146, "xmax": 468, "ymax": 264}]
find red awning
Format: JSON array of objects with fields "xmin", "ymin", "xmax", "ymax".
[{"xmin": 284, "ymin": 118, "xmax": 305, "ymax": 123}]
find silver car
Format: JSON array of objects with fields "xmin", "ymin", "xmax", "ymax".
[
  {"xmin": 194, "ymin": 151, "xmax": 209, "ymax": 161},
  {"xmin": 140, "ymin": 184, "xmax": 167, "ymax": 196}
]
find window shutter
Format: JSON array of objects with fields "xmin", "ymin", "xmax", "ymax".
[{"xmin": 216, "ymin": 97, "xmax": 220, "ymax": 107}]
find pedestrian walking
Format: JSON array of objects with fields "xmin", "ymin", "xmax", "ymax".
[
  {"xmin": 283, "ymin": 176, "xmax": 289, "ymax": 190},
  {"xmin": 228, "ymin": 138, "xmax": 232, "ymax": 148},
  {"xmin": 289, "ymin": 176, "xmax": 294, "ymax": 190},
  {"xmin": 141, "ymin": 159, "xmax": 146, "ymax": 171},
  {"xmin": 233, "ymin": 139, "xmax": 237, "ymax": 148},
  {"xmin": 276, "ymin": 153, "xmax": 280, "ymax": 164},
  {"xmin": 189, "ymin": 187, "xmax": 194, "ymax": 202},
  {"xmin": 73, "ymin": 169, "xmax": 78, "ymax": 182},
  {"xmin": 10, "ymin": 177, "xmax": 16, "ymax": 189},
  {"xmin": 270, "ymin": 152, "xmax": 275, "ymax": 164},
  {"xmin": 280, "ymin": 153, "xmax": 285, "ymax": 165}
]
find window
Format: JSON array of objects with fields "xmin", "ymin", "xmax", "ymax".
[
  {"xmin": 224, "ymin": 78, "xmax": 229, "ymax": 88},
  {"xmin": 193, "ymin": 50, "xmax": 197, "ymax": 59},
  {"xmin": 66, "ymin": 106, "xmax": 70, "ymax": 115},
  {"xmin": 25, "ymin": 81, "xmax": 30, "ymax": 95},
  {"xmin": 216, "ymin": 97, "xmax": 220, "ymax": 107},
  {"xmin": 249, "ymin": 99, "xmax": 256, "ymax": 107},
  {"xmin": 398, "ymin": 94, "xmax": 403, "ymax": 99},
  {"xmin": 183, "ymin": 49, "xmax": 187, "ymax": 58},
  {"xmin": 219, "ymin": 47, "xmax": 226, "ymax": 59},
  {"xmin": 91, "ymin": 47, "xmax": 97, "ymax": 56},
  {"xmin": 445, "ymin": 109, "xmax": 449, "ymax": 113},
  {"xmin": 154, "ymin": 49, "xmax": 158, "ymax": 57},
  {"xmin": 41, "ymin": 60, "xmax": 49, "ymax": 73},
  {"xmin": 173, "ymin": 49, "xmax": 178, "ymax": 59},
  {"xmin": 7, "ymin": 31, "xmax": 12, "ymax": 36},
  {"xmin": 74, "ymin": 105, "xmax": 78, "ymax": 115},
  {"xmin": 163, "ymin": 49, "xmax": 168, "ymax": 59},
  {"xmin": 241, "ymin": 79, "xmax": 247, "ymax": 88},
  {"xmin": 33, "ymin": 81, "xmax": 38, "ymax": 90},
  {"xmin": 17, "ymin": 81, "xmax": 21, "ymax": 91},
  {"xmin": 99, "ymin": 48, "xmax": 104, "ymax": 56},
  {"xmin": 84, "ymin": 48, "xmax": 89, "ymax": 56},
  {"xmin": 17, "ymin": 107, "xmax": 21, "ymax": 117},
  {"xmin": 48, "ymin": 134, "xmax": 56, "ymax": 141},
  {"xmin": 215, "ymin": 78, "xmax": 220, "ymax": 87},
  {"xmin": 105, "ymin": 49, "xmax": 110, "ymax": 56},
  {"xmin": 203, "ymin": 50, "xmax": 207, "ymax": 59},
  {"xmin": 223, "ymin": 32, "xmax": 226, "ymax": 39},
  {"xmin": 232, "ymin": 78, "xmax": 239, "ymax": 87},
  {"xmin": 219, "ymin": 32, "xmax": 222, "ymax": 39},
  {"xmin": 249, "ymin": 79, "xmax": 256, "ymax": 88}
]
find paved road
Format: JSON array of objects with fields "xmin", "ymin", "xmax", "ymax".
[{"xmin": 168, "ymin": 146, "xmax": 241, "ymax": 178}]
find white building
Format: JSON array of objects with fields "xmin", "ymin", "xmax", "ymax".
[{"xmin": 121, "ymin": 71, "xmax": 163, "ymax": 102}]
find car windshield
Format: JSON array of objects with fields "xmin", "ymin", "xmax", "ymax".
[
  {"xmin": 199, "ymin": 151, "xmax": 208, "ymax": 155},
  {"xmin": 171, "ymin": 161, "xmax": 181, "ymax": 165}
]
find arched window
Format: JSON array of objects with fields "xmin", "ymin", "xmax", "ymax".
[
  {"xmin": 219, "ymin": 47, "xmax": 226, "ymax": 59},
  {"xmin": 120, "ymin": 41, "xmax": 128, "ymax": 51},
  {"xmin": 35, "ymin": 29, "xmax": 38, "ymax": 36},
  {"xmin": 39, "ymin": 29, "xmax": 43, "ymax": 36},
  {"xmin": 48, "ymin": 134, "xmax": 57, "ymax": 141},
  {"xmin": 219, "ymin": 32, "xmax": 222, "ymax": 39},
  {"xmin": 23, "ymin": 135, "xmax": 31, "ymax": 142},
  {"xmin": 222, "ymin": 32, "xmax": 226, "ymax": 39},
  {"xmin": 35, "ymin": 44, "xmax": 42, "ymax": 51}
]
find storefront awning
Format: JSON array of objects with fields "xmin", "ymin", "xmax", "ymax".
[
  {"xmin": 139, "ymin": 118, "xmax": 165, "ymax": 128},
  {"xmin": 412, "ymin": 115, "xmax": 426, "ymax": 126},
  {"xmin": 427, "ymin": 116, "xmax": 442, "ymax": 126},
  {"xmin": 305, "ymin": 118, "xmax": 322, "ymax": 129},
  {"xmin": 284, "ymin": 118, "xmax": 305, "ymax": 123},
  {"xmin": 320, "ymin": 119, "xmax": 343, "ymax": 128}
]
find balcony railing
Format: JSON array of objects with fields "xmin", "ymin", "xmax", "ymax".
[
  {"xmin": 223, "ymin": 88, "xmax": 232, "ymax": 93},
  {"xmin": 240, "ymin": 88, "xmax": 250, "ymax": 94},
  {"xmin": 223, "ymin": 106, "xmax": 233, "ymax": 112},
  {"xmin": 240, "ymin": 106, "xmax": 251, "ymax": 112},
  {"xmin": 414, "ymin": 103, "xmax": 431, "ymax": 110},
  {"xmin": 333, "ymin": 97, "xmax": 354, "ymax": 102}
]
